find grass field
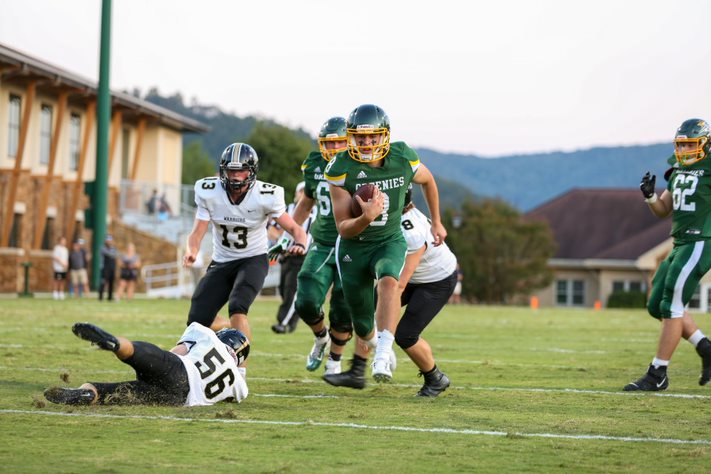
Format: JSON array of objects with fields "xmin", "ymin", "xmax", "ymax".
[{"xmin": 1, "ymin": 297, "xmax": 711, "ymax": 473}]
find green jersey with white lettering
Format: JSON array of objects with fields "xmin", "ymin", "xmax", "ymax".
[
  {"xmin": 301, "ymin": 151, "xmax": 339, "ymax": 246},
  {"xmin": 325, "ymin": 141, "xmax": 420, "ymax": 242},
  {"xmin": 666, "ymin": 157, "xmax": 711, "ymax": 243}
]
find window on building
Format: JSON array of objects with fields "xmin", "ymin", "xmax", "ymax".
[
  {"xmin": 69, "ymin": 113, "xmax": 81, "ymax": 170},
  {"xmin": 556, "ymin": 279, "xmax": 586, "ymax": 306},
  {"xmin": 73, "ymin": 220, "xmax": 83, "ymax": 243},
  {"xmin": 40, "ymin": 104, "xmax": 53, "ymax": 165},
  {"xmin": 572, "ymin": 280, "xmax": 585, "ymax": 305},
  {"xmin": 556, "ymin": 280, "xmax": 568, "ymax": 305},
  {"xmin": 8, "ymin": 94, "xmax": 21, "ymax": 158},
  {"xmin": 41, "ymin": 217, "xmax": 54, "ymax": 250},
  {"xmin": 9, "ymin": 213, "xmax": 22, "ymax": 248},
  {"xmin": 612, "ymin": 279, "xmax": 646, "ymax": 293}
]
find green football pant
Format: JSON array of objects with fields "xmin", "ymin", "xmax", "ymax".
[
  {"xmin": 295, "ymin": 242, "xmax": 352, "ymax": 333},
  {"xmin": 335, "ymin": 234, "xmax": 407, "ymax": 337},
  {"xmin": 648, "ymin": 240, "xmax": 711, "ymax": 319}
]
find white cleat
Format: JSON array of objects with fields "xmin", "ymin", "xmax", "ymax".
[{"xmin": 371, "ymin": 355, "xmax": 392, "ymax": 383}]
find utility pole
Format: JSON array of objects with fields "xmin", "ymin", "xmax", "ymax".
[{"xmin": 92, "ymin": 0, "xmax": 112, "ymax": 290}]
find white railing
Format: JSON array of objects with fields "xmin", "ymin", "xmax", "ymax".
[{"xmin": 141, "ymin": 256, "xmax": 282, "ymax": 299}]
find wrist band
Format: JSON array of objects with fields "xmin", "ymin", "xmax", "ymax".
[
  {"xmin": 293, "ymin": 243, "xmax": 305, "ymax": 249},
  {"xmin": 644, "ymin": 193, "xmax": 658, "ymax": 204}
]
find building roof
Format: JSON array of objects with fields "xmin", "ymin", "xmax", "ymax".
[
  {"xmin": 524, "ymin": 188, "xmax": 671, "ymax": 260},
  {"xmin": 0, "ymin": 42, "xmax": 208, "ymax": 133}
]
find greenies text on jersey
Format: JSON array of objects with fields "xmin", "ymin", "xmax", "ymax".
[
  {"xmin": 301, "ymin": 151, "xmax": 339, "ymax": 246},
  {"xmin": 325, "ymin": 141, "xmax": 420, "ymax": 241},
  {"xmin": 666, "ymin": 155, "xmax": 711, "ymax": 243}
]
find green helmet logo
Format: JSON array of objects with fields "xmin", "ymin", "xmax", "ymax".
[
  {"xmin": 346, "ymin": 104, "xmax": 391, "ymax": 163},
  {"xmin": 675, "ymin": 118, "xmax": 711, "ymax": 166},
  {"xmin": 318, "ymin": 117, "xmax": 347, "ymax": 161}
]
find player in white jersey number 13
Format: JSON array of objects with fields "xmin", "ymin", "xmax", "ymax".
[{"xmin": 183, "ymin": 143, "xmax": 307, "ymax": 374}]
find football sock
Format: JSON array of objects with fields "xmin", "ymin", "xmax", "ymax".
[
  {"xmin": 652, "ymin": 357, "xmax": 669, "ymax": 369},
  {"xmin": 364, "ymin": 334, "xmax": 377, "ymax": 351},
  {"xmin": 314, "ymin": 327, "xmax": 328, "ymax": 339},
  {"xmin": 688, "ymin": 330, "xmax": 706, "ymax": 348},
  {"xmin": 329, "ymin": 352, "xmax": 342, "ymax": 362},
  {"xmin": 375, "ymin": 330, "xmax": 395, "ymax": 359}
]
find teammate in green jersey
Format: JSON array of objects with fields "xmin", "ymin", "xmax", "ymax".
[
  {"xmin": 289, "ymin": 117, "xmax": 354, "ymax": 375},
  {"xmin": 625, "ymin": 118, "xmax": 711, "ymax": 391},
  {"xmin": 322, "ymin": 104, "xmax": 446, "ymax": 389}
]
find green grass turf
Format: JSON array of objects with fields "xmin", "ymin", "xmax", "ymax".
[{"xmin": 1, "ymin": 298, "xmax": 710, "ymax": 473}]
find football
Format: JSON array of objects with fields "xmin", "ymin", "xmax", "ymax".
[{"xmin": 350, "ymin": 183, "xmax": 376, "ymax": 217}]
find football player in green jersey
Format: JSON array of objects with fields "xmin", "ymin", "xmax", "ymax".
[
  {"xmin": 289, "ymin": 117, "xmax": 354, "ymax": 375},
  {"xmin": 322, "ymin": 104, "xmax": 446, "ymax": 389},
  {"xmin": 625, "ymin": 118, "xmax": 711, "ymax": 391}
]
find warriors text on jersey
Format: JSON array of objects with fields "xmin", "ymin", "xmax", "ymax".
[
  {"xmin": 401, "ymin": 207, "xmax": 457, "ymax": 284},
  {"xmin": 301, "ymin": 151, "xmax": 339, "ymax": 246},
  {"xmin": 666, "ymin": 158, "xmax": 711, "ymax": 243},
  {"xmin": 194, "ymin": 177, "xmax": 287, "ymax": 262},
  {"xmin": 177, "ymin": 323, "xmax": 248, "ymax": 406},
  {"xmin": 325, "ymin": 141, "xmax": 420, "ymax": 241}
]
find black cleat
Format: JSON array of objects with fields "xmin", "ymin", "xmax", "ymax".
[
  {"xmin": 416, "ymin": 367, "xmax": 451, "ymax": 397},
  {"xmin": 696, "ymin": 338, "xmax": 711, "ymax": 386},
  {"xmin": 44, "ymin": 387, "xmax": 96, "ymax": 405},
  {"xmin": 271, "ymin": 324, "xmax": 296, "ymax": 334},
  {"xmin": 323, "ymin": 357, "xmax": 366, "ymax": 389},
  {"xmin": 271, "ymin": 324, "xmax": 288, "ymax": 334},
  {"xmin": 72, "ymin": 323, "xmax": 120, "ymax": 352},
  {"xmin": 623, "ymin": 364, "xmax": 668, "ymax": 392}
]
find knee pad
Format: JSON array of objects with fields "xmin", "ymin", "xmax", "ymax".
[
  {"xmin": 329, "ymin": 329, "xmax": 352, "ymax": 347},
  {"xmin": 296, "ymin": 301, "xmax": 324, "ymax": 326},
  {"xmin": 395, "ymin": 331, "xmax": 418, "ymax": 350}
]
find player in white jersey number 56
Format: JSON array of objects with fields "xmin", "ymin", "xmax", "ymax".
[{"xmin": 44, "ymin": 322, "xmax": 250, "ymax": 406}]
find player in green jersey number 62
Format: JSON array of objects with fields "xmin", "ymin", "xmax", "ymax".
[{"xmin": 626, "ymin": 118, "xmax": 711, "ymax": 392}]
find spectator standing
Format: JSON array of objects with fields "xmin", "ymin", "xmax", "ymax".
[
  {"xmin": 116, "ymin": 243, "xmax": 141, "ymax": 301},
  {"xmin": 158, "ymin": 193, "xmax": 172, "ymax": 222},
  {"xmin": 450, "ymin": 264, "xmax": 464, "ymax": 304},
  {"xmin": 98, "ymin": 235, "xmax": 118, "ymax": 301},
  {"xmin": 52, "ymin": 236, "xmax": 69, "ymax": 300},
  {"xmin": 145, "ymin": 189, "xmax": 158, "ymax": 215},
  {"xmin": 68, "ymin": 239, "xmax": 90, "ymax": 298}
]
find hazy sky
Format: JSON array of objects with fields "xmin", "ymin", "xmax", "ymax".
[{"xmin": 1, "ymin": 0, "xmax": 709, "ymax": 157}]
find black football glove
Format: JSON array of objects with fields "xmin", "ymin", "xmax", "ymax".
[{"xmin": 640, "ymin": 172, "xmax": 656, "ymax": 199}]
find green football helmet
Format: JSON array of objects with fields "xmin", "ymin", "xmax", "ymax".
[
  {"xmin": 346, "ymin": 104, "xmax": 390, "ymax": 162},
  {"xmin": 674, "ymin": 118, "xmax": 711, "ymax": 166},
  {"xmin": 318, "ymin": 116, "xmax": 347, "ymax": 161}
]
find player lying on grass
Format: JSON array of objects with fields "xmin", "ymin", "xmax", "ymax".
[{"xmin": 44, "ymin": 322, "xmax": 249, "ymax": 406}]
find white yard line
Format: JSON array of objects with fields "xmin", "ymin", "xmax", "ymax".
[{"xmin": 1, "ymin": 409, "xmax": 709, "ymax": 446}]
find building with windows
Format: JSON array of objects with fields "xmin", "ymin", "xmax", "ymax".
[
  {"xmin": 0, "ymin": 42, "xmax": 207, "ymax": 293},
  {"xmin": 525, "ymin": 188, "xmax": 711, "ymax": 311}
]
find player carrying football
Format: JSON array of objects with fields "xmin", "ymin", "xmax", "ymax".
[{"xmin": 323, "ymin": 104, "xmax": 446, "ymax": 389}]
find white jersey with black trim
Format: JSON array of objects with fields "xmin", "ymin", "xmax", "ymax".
[
  {"xmin": 177, "ymin": 322, "xmax": 249, "ymax": 406},
  {"xmin": 194, "ymin": 177, "xmax": 287, "ymax": 262},
  {"xmin": 401, "ymin": 207, "xmax": 457, "ymax": 284}
]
